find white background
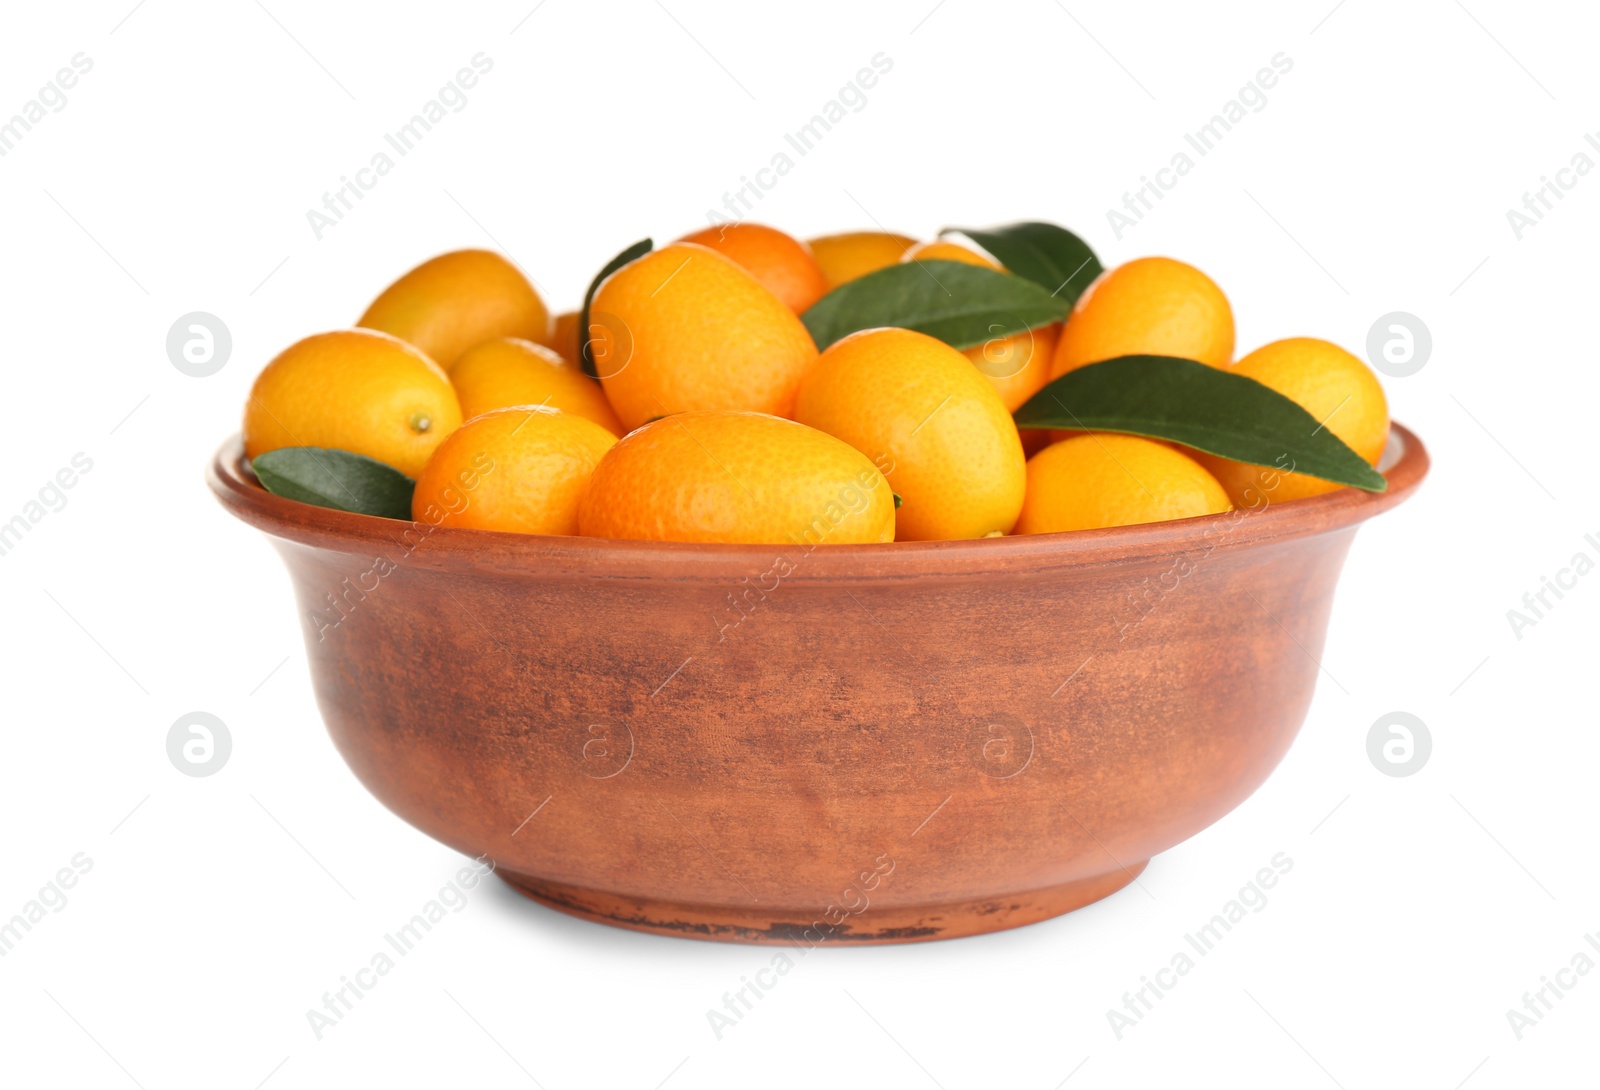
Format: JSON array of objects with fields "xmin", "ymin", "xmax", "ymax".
[{"xmin": 1, "ymin": 1, "xmax": 1595, "ymax": 1086}]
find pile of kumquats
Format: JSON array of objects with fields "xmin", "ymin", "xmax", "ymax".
[{"xmin": 240, "ymin": 221, "xmax": 1391, "ymax": 544}]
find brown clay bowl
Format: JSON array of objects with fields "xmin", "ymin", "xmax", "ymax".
[{"xmin": 208, "ymin": 426, "xmax": 1428, "ymax": 944}]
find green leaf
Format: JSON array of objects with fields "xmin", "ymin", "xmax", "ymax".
[
  {"xmin": 942, "ymin": 221, "xmax": 1103, "ymax": 305},
  {"xmin": 801, "ymin": 260, "xmax": 1070, "ymax": 352},
  {"xmin": 580, "ymin": 238, "xmax": 652, "ymax": 377},
  {"xmin": 253, "ymin": 448, "xmax": 416, "ymax": 519},
  {"xmin": 1014, "ymin": 356, "xmax": 1388, "ymax": 493}
]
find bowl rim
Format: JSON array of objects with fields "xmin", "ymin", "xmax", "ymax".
[{"xmin": 207, "ymin": 425, "xmax": 1429, "ymax": 584}]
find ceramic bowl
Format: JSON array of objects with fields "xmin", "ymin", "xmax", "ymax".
[{"xmin": 208, "ymin": 425, "xmax": 1428, "ymax": 944}]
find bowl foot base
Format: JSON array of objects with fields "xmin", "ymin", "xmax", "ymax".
[{"xmin": 499, "ymin": 860, "xmax": 1149, "ymax": 945}]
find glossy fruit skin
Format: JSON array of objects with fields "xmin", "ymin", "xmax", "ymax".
[
  {"xmin": 411, "ymin": 406, "xmax": 615, "ymax": 535},
  {"xmin": 243, "ymin": 329, "xmax": 461, "ymax": 479},
  {"xmin": 794, "ymin": 327, "xmax": 1026, "ymax": 541},
  {"xmin": 589, "ymin": 243, "xmax": 820, "ymax": 432},
  {"xmin": 808, "ymin": 231, "xmax": 916, "ymax": 289},
  {"xmin": 577, "ymin": 410, "xmax": 894, "ymax": 545},
  {"xmin": 900, "ymin": 238, "xmax": 996, "ymax": 268},
  {"xmin": 358, "ymin": 249, "xmax": 550, "ymax": 372},
  {"xmin": 1199, "ymin": 337, "xmax": 1390, "ymax": 506},
  {"xmin": 550, "ymin": 310, "xmax": 581, "ymax": 365},
  {"xmin": 450, "ymin": 338, "xmax": 623, "ymax": 436},
  {"xmin": 1052, "ymin": 257, "xmax": 1234, "ymax": 378},
  {"xmin": 1016, "ymin": 434, "xmax": 1231, "ymax": 534},
  {"xmin": 678, "ymin": 223, "xmax": 829, "ymax": 314}
]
